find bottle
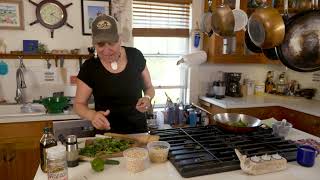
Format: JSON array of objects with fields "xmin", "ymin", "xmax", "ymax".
[
  {"xmin": 156, "ymin": 111, "xmax": 164, "ymax": 129},
  {"xmin": 189, "ymin": 110, "xmax": 197, "ymax": 127},
  {"xmin": 47, "ymin": 145, "xmax": 68, "ymax": 180},
  {"xmin": 265, "ymin": 71, "xmax": 274, "ymax": 93},
  {"xmin": 66, "ymin": 135, "xmax": 79, "ymax": 167},
  {"xmin": 40, "ymin": 127, "xmax": 57, "ymax": 173}
]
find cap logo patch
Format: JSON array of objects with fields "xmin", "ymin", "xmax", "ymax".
[{"xmin": 96, "ymin": 20, "xmax": 111, "ymax": 30}]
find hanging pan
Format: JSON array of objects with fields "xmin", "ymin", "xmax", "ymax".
[
  {"xmin": 277, "ymin": 0, "xmax": 320, "ymax": 72},
  {"xmin": 262, "ymin": 0, "xmax": 290, "ymax": 60},
  {"xmin": 200, "ymin": 0, "xmax": 214, "ymax": 37},
  {"xmin": 211, "ymin": 0, "xmax": 235, "ymax": 37},
  {"xmin": 247, "ymin": 0, "xmax": 285, "ymax": 49}
]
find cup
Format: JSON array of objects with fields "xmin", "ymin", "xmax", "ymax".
[{"xmin": 297, "ymin": 145, "xmax": 318, "ymax": 167}]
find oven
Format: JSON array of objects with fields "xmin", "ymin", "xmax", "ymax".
[{"xmin": 52, "ymin": 119, "xmax": 95, "ymax": 140}]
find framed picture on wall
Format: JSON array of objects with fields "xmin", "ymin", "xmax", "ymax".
[
  {"xmin": 81, "ymin": 0, "xmax": 111, "ymax": 35},
  {"xmin": 0, "ymin": 0, "xmax": 24, "ymax": 30}
]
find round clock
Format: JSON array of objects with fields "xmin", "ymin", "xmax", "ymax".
[{"xmin": 29, "ymin": 0, "xmax": 73, "ymax": 38}]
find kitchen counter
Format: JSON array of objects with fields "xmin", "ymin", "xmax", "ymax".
[
  {"xmin": 34, "ymin": 121, "xmax": 320, "ymax": 180},
  {"xmin": 199, "ymin": 94, "xmax": 320, "ymax": 117},
  {"xmin": 0, "ymin": 111, "xmax": 81, "ymax": 123}
]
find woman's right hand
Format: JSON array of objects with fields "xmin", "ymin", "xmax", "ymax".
[{"xmin": 91, "ymin": 110, "xmax": 111, "ymax": 130}]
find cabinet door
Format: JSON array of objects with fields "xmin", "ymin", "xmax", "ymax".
[
  {"xmin": 0, "ymin": 121, "xmax": 52, "ymax": 180},
  {"xmin": 280, "ymin": 108, "xmax": 320, "ymax": 137},
  {"xmin": 0, "ymin": 139, "xmax": 40, "ymax": 180}
]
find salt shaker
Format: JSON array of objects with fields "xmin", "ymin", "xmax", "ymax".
[{"xmin": 66, "ymin": 135, "xmax": 79, "ymax": 167}]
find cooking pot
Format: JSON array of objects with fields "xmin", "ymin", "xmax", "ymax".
[
  {"xmin": 213, "ymin": 113, "xmax": 262, "ymax": 133},
  {"xmin": 247, "ymin": 0, "xmax": 285, "ymax": 48},
  {"xmin": 277, "ymin": 0, "xmax": 320, "ymax": 72},
  {"xmin": 36, "ymin": 96, "xmax": 70, "ymax": 113}
]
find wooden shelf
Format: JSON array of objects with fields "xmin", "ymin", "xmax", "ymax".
[{"xmin": 0, "ymin": 53, "xmax": 92, "ymax": 60}]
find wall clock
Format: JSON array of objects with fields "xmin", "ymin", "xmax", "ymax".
[{"xmin": 29, "ymin": 0, "xmax": 73, "ymax": 38}]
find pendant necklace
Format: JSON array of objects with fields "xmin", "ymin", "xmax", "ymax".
[
  {"xmin": 110, "ymin": 52, "xmax": 121, "ymax": 70},
  {"xmin": 111, "ymin": 61, "xmax": 118, "ymax": 70}
]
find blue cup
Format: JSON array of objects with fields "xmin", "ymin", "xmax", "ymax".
[{"xmin": 297, "ymin": 145, "xmax": 318, "ymax": 167}]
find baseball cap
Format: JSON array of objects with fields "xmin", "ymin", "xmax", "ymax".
[{"xmin": 91, "ymin": 14, "xmax": 119, "ymax": 45}]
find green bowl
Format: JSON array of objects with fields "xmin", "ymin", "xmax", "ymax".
[{"xmin": 40, "ymin": 96, "xmax": 69, "ymax": 113}]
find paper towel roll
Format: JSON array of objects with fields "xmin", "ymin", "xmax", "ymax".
[
  {"xmin": 64, "ymin": 85, "xmax": 77, "ymax": 97},
  {"xmin": 177, "ymin": 51, "xmax": 207, "ymax": 66}
]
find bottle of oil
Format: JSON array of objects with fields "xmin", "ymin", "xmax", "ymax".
[{"xmin": 40, "ymin": 127, "xmax": 57, "ymax": 172}]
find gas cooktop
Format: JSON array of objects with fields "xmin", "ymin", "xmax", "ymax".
[{"xmin": 150, "ymin": 125, "xmax": 297, "ymax": 178}]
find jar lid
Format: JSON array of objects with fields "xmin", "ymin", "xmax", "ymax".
[
  {"xmin": 47, "ymin": 145, "xmax": 66, "ymax": 159},
  {"xmin": 66, "ymin": 135, "xmax": 77, "ymax": 144}
]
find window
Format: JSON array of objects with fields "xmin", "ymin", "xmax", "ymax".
[
  {"xmin": 134, "ymin": 37, "xmax": 188, "ymax": 106},
  {"xmin": 132, "ymin": 0, "xmax": 192, "ymax": 107}
]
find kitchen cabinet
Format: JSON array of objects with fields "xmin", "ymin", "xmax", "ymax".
[
  {"xmin": 203, "ymin": 0, "xmax": 281, "ymax": 64},
  {"xmin": 0, "ymin": 121, "xmax": 52, "ymax": 180},
  {"xmin": 199, "ymin": 100, "xmax": 320, "ymax": 137}
]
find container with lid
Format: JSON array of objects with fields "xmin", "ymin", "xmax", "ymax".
[
  {"xmin": 147, "ymin": 141, "xmax": 170, "ymax": 163},
  {"xmin": 123, "ymin": 147, "xmax": 149, "ymax": 173},
  {"xmin": 47, "ymin": 145, "xmax": 68, "ymax": 180},
  {"xmin": 66, "ymin": 135, "xmax": 79, "ymax": 167}
]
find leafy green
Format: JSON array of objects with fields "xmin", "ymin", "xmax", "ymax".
[
  {"xmin": 228, "ymin": 119, "xmax": 248, "ymax": 127},
  {"xmin": 79, "ymin": 138, "xmax": 133, "ymax": 157}
]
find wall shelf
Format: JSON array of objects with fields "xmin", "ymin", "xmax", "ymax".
[{"xmin": 0, "ymin": 53, "xmax": 92, "ymax": 60}]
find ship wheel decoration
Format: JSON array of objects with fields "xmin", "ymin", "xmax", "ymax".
[{"xmin": 29, "ymin": 0, "xmax": 73, "ymax": 38}]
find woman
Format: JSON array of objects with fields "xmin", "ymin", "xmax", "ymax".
[{"xmin": 74, "ymin": 14, "xmax": 155, "ymax": 134}]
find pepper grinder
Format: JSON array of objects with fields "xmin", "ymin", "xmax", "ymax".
[{"xmin": 66, "ymin": 135, "xmax": 79, "ymax": 167}]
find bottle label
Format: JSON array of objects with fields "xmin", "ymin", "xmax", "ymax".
[{"xmin": 48, "ymin": 168, "xmax": 68, "ymax": 180}]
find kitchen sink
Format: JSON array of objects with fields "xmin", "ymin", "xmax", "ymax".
[{"xmin": 0, "ymin": 103, "xmax": 46, "ymax": 118}]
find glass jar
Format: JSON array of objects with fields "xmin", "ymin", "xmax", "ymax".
[{"xmin": 47, "ymin": 145, "xmax": 68, "ymax": 180}]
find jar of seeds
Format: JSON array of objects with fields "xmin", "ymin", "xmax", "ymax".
[{"xmin": 47, "ymin": 145, "xmax": 68, "ymax": 180}]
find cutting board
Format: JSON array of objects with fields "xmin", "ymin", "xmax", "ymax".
[{"xmin": 79, "ymin": 133, "xmax": 160, "ymax": 161}]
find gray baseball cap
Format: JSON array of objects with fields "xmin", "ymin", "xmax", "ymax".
[{"xmin": 91, "ymin": 14, "xmax": 119, "ymax": 45}]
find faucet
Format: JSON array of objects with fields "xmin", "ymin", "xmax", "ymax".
[{"xmin": 15, "ymin": 56, "xmax": 27, "ymax": 104}]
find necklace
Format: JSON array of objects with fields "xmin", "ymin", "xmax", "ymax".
[{"xmin": 111, "ymin": 61, "xmax": 118, "ymax": 70}]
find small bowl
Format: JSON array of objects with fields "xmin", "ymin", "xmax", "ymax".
[
  {"xmin": 147, "ymin": 141, "xmax": 170, "ymax": 163},
  {"xmin": 123, "ymin": 147, "xmax": 148, "ymax": 173},
  {"xmin": 272, "ymin": 120, "xmax": 292, "ymax": 138}
]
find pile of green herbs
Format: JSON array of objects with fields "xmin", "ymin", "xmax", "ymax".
[{"xmin": 79, "ymin": 138, "xmax": 133, "ymax": 157}]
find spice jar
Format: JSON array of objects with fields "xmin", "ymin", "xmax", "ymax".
[{"xmin": 47, "ymin": 145, "xmax": 68, "ymax": 180}]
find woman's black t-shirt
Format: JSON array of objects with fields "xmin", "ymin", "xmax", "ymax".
[{"xmin": 77, "ymin": 46, "xmax": 147, "ymax": 133}]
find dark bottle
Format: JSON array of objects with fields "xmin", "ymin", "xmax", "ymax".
[{"xmin": 40, "ymin": 127, "xmax": 57, "ymax": 172}]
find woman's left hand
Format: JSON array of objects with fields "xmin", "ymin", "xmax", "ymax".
[{"xmin": 136, "ymin": 97, "xmax": 151, "ymax": 113}]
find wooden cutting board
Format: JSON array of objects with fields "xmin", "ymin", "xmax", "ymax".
[{"xmin": 79, "ymin": 133, "xmax": 160, "ymax": 161}]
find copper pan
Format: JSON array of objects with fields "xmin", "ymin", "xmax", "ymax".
[
  {"xmin": 247, "ymin": 0, "xmax": 285, "ymax": 49},
  {"xmin": 211, "ymin": 0, "xmax": 235, "ymax": 37}
]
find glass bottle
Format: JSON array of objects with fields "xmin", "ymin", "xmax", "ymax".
[
  {"xmin": 47, "ymin": 145, "xmax": 68, "ymax": 180},
  {"xmin": 40, "ymin": 127, "xmax": 57, "ymax": 172}
]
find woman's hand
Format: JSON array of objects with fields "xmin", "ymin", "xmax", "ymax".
[
  {"xmin": 91, "ymin": 110, "xmax": 111, "ymax": 130},
  {"xmin": 136, "ymin": 97, "xmax": 151, "ymax": 113}
]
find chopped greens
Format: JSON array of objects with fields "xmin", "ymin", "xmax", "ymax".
[
  {"xmin": 79, "ymin": 138, "xmax": 134, "ymax": 157},
  {"xmin": 227, "ymin": 119, "xmax": 248, "ymax": 127}
]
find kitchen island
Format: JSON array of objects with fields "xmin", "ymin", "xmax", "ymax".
[{"xmin": 34, "ymin": 124, "xmax": 320, "ymax": 180}]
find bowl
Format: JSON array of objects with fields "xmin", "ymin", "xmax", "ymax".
[
  {"xmin": 147, "ymin": 141, "xmax": 170, "ymax": 163},
  {"xmin": 123, "ymin": 147, "xmax": 148, "ymax": 173},
  {"xmin": 272, "ymin": 119, "xmax": 292, "ymax": 138},
  {"xmin": 39, "ymin": 96, "xmax": 69, "ymax": 113}
]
